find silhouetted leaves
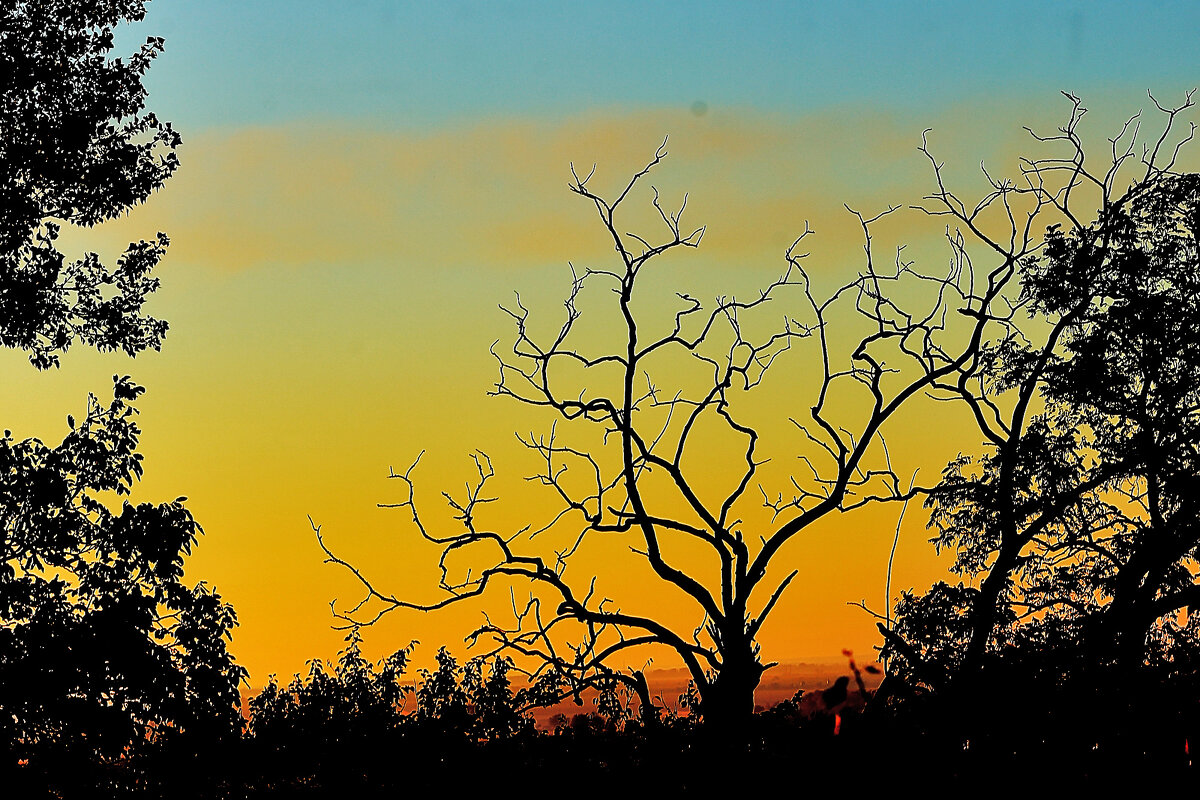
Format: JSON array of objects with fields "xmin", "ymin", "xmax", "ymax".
[
  {"xmin": 0, "ymin": 379, "xmax": 246, "ymax": 794},
  {"xmin": 242, "ymin": 636, "xmax": 545, "ymax": 794},
  {"xmin": 1, "ymin": 0, "xmax": 176, "ymax": 369}
]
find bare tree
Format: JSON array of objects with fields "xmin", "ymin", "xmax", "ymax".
[{"xmin": 318, "ymin": 133, "xmax": 1025, "ymax": 733}]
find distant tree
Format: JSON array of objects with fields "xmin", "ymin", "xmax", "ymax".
[
  {"xmin": 246, "ymin": 630, "xmax": 413, "ymax": 792},
  {"xmin": 882, "ymin": 92, "xmax": 1200, "ymax": 753},
  {"xmin": 0, "ymin": 0, "xmax": 245, "ymax": 789},
  {"xmin": 245, "ymin": 634, "xmax": 538, "ymax": 792},
  {"xmin": 318, "ymin": 127, "xmax": 1026, "ymax": 735},
  {"xmin": 415, "ymin": 647, "xmax": 533, "ymax": 740},
  {"xmin": 250, "ymin": 629, "xmax": 413, "ymax": 746}
]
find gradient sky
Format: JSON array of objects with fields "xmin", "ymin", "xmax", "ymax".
[{"xmin": 7, "ymin": 1, "xmax": 1199, "ymax": 686}]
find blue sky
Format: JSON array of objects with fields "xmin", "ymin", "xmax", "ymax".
[{"xmin": 121, "ymin": 0, "xmax": 1200, "ymax": 130}]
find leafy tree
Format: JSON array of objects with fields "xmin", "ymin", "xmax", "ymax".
[
  {"xmin": 318, "ymin": 134, "xmax": 1024, "ymax": 734},
  {"xmin": 1, "ymin": 0, "xmax": 176, "ymax": 369},
  {"xmin": 0, "ymin": 0, "xmax": 245, "ymax": 789},
  {"xmin": 246, "ymin": 636, "xmax": 540, "ymax": 793},
  {"xmin": 883, "ymin": 93, "xmax": 1200, "ymax": 754},
  {"xmin": 0, "ymin": 380, "xmax": 245, "ymax": 775},
  {"xmin": 465, "ymin": 654, "xmax": 531, "ymax": 740},
  {"xmin": 255, "ymin": 628, "xmax": 411, "ymax": 737}
]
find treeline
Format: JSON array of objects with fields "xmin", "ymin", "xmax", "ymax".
[{"xmin": 7, "ymin": 628, "xmax": 1198, "ymax": 797}]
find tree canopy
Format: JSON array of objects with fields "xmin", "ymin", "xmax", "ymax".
[
  {"xmin": 0, "ymin": 0, "xmax": 177, "ymax": 369},
  {"xmin": 0, "ymin": 379, "xmax": 245, "ymax": 768}
]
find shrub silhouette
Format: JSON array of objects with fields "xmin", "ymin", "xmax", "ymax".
[
  {"xmin": 245, "ymin": 635, "xmax": 538, "ymax": 793},
  {"xmin": 0, "ymin": 381, "xmax": 245, "ymax": 796}
]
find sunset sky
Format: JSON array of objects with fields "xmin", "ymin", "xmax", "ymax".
[{"xmin": 6, "ymin": 0, "xmax": 1200, "ymax": 687}]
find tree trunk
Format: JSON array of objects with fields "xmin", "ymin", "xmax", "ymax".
[
  {"xmin": 628, "ymin": 669, "xmax": 659, "ymax": 727},
  {"xmin": 700, "ymin": 646, "xmax": 764, "ymax": 738}
]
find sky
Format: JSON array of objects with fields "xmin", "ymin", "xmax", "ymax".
[{"xmin": 6, "ymin": 0, "xmax": 1200, "ymax": 687}]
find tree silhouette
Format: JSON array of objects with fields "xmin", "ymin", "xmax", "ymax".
[
  {"xmin": 318, "ymin": 133, "xmax": 1028, "ymax": 734},
  {"xmin": 1, "ymin": 0, "xmax": 178, "ymax": 370},
  {"xmin": 882, "ymin": 92, "xmax": 1200, "ymax": 755},
  {"xmin": 1, "ymin": 379, "xmax": 245, "ymax": 781},
  {"xmin": 0, "ymin": 2, "xmax": 245, "ymax": 791}
]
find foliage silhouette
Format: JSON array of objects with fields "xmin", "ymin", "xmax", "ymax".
[
  {"xmin": 1, "ymin": 0, "xmax": 178, "ymax": 370},
  {"xmin": 240, "ymin": 632, "xmax": 904, "ymax": 794},
  {"xmin": 246, "ymin": 630, "xmax": 414, "ymax": 794},
  {"xmin": 245, "ymin": 634, "xmax": 545, "ymax": 794},
  {"xmin": 882, "ymin": 92, "xmax": 1200, "ymax": 758},
  {"xmin": 0, "ymin": 2, "xmax": 245, "ymax": 794},
  {"xmin": 0, "ymin": 379, "xmax": 246, "ymax": 794},
  {"xmin": 232, "ymin": 633, "xmax": 1193, "ymax": 795}
]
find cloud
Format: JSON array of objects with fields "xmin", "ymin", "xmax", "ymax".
[{"xmin": 71, "ymin": 97, "xmax": 1161, "ymax": 280}]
